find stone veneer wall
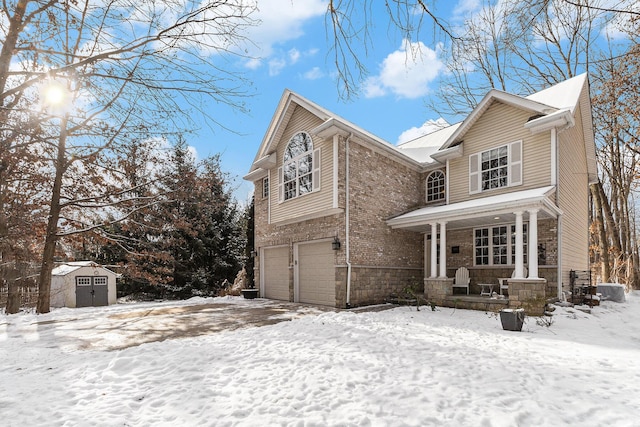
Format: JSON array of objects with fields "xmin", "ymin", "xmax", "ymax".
[
  {"xmin": 336, "ymin": 266, "xmax": 423, "ymax": 308},
  {"xmin": 424, "ymin": 278, "xmax": 453, "ymax": 306},
  {"xmin": 425, "ymin": 278, "xmax": 547, "ymax": 315},
  {"xmin": 507, "ymin": 279, "xmax": 547, "ymax": 316}
]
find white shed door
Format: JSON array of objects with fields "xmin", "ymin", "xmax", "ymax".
[
  {"xmin": 263, "ymin": 246, "xmax": 290, "ymax": 301},
  {"xmin": 297, "ymin": 241, "xmax": 335, "ymax": 307}
]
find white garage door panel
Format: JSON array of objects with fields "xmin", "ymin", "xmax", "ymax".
[
  {"xmin": 298, "ymin": 242, "xmax": 335, "ymax": 306},
  {"xmin": 263, "ymin": 247, "xmax": 290, "ymax": 301}
]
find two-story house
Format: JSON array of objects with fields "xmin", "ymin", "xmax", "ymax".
[{"xmin": 244, "ymin": 74, "xmax": 597, "ymax": 313}]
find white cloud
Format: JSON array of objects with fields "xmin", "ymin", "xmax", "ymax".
[
  {"xmin": 244, "ymin": 58, "xmax": 262, "ymax": 70},
  {"xmin": 452, "ymin": 0, "xmax": 482, "ymax": 19},
  {"xmin": 288, "ymin": 48, "xmax": 301, "ymax": 64},
  {"xmin": 601, "ymin": 6, "xmax": 636, "ymax": 41},
  {"xmin": 243, "ymin": 0, "xmax": 327, "ymax": 68},
  {"xmin": 364, "ymin": 39, "xmax": 445, "ymax": 99},
  {"xmin": 265, "ymin": 48, "xmax": 321, "ymax": 77},
  {"xmin": 188, "ymin": 145, "xmax": 199, "ymax": 161},
  {"xmin": 397, "ymin": 118, "xmax": 450, "ymax": 144},
  {"xmin": 302, "ymin": 67, "xmax": 324, "ymax": 80},
  {"xmin": 268, "ymin": 57, "xmax": 287, "ymax": 76}
]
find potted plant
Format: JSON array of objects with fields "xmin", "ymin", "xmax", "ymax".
[
  {"xmin": 241, "ymin": 286, "xmax": 259, "ymax": 299},
  {"xmin": 238, "ymin": 269, "xmax": 259, "ymax": 299},
  {"xmin": 499, "ymin": 308, "xmax": 525, "ymax": 331}
]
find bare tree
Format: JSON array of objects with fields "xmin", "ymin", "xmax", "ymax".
[
  {"xmin": 326, "ymin": 0, "xmax": 454, "ymax": 99},
  {"xmin": 1, "ymin": 0, "xmax": 258, "ymax": 313},
  {"xmin": 325, "ymin": 0, "xmax": 638, "ymax": 102},
  {"xmin": 591, "ymin": 29, "xmax": 640, "ymax": 285}
]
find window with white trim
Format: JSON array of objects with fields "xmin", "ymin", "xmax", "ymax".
[
  {"xmin": 426, "ymin": 170, "xmax": 445, "ymax": 203},
  {"xmin": 278, "ymin": 132, "xmax": 320, "ymax": 202},
  {"xmin": 474, "ymin": 224, "xmax": 528, "ymax": 265},
  {"xmin": 76, "ymin": 277, "xmax": 91, "ymax": 286},
  {"xmin": 94, "ymin": 276, "xmax": 107, "ymax": 285},
  {"xmin": 469, "ymin": 141, "xmax": 522, "ymax": 194},
  {"xmin": 262, "ymin": 176, "xmax": 269, "ymax": 199}
]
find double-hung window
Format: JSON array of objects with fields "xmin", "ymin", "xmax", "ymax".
[
  {"xmin": 469, "ymin": 141, "xmax": 522, "ymax": 194},
  {"xmin": 278, "ymin": 132, "xmax": 320, "ymax": 202},
  {"xmin": 474, "ymin": 224, "xmax": 528, "ymax": 266}
]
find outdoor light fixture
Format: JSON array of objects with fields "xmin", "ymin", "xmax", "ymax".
[{"xmin": 332, "ymin": 236, "xmax": 341, "ymax": 251}]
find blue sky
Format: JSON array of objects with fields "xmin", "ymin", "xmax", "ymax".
[
  {"xmin": 188, "ymin": 0, "xmax": 630, "ymax": 203},
  {"xmin": 185, "ymin": 0, "xmax": 468, "ymax": 203}
]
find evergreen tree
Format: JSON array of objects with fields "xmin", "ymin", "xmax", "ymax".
[
  {"xmin": 150, "ymin": 138, "xmax": 245, "ymax": 298},
  {"xmin": 244, "ymin": 197, "xmax": 255, "ymax": 288}
]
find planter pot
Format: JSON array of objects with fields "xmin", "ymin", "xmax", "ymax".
[
  {"xmin": 500, "ymin": 309, "xmax": 525, "ymax": 331},
  {"xmin": 241, "ymin": 289, "xmax": 259, "ymax": 299}
]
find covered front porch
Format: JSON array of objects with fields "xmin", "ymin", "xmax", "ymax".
[{"xmin": 388, "ymin": 186, "xmax": 560, "ymax": 315}]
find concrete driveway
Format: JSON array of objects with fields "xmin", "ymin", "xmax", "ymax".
[{"xmin": 13, "ymin": 298, "xmax": 336, "ymax": 352}]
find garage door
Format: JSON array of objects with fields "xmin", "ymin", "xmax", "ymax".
[
  {"xmin": 298, "ymin": 241, "xmax": 335, "ymax": 307},
  {"xmin": 263, "ymin": 246, "xmax": 290, "ymax": 301}
]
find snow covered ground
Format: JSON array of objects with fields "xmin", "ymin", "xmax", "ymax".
[{"xmin": 1, "ymin": 293, "xmax": 639, "ymax": 427}]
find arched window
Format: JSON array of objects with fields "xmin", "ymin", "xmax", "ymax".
[
  {"xmin": 426, "ymin": 170, "xmax": 445, "ymax": 202},
  {"xmin": 279, "ymin": 132, "xmax": 320, "ymax": 201}
]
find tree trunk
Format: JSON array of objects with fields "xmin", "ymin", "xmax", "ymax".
[
  {"xmin": 36, "ymin": 117, "xmax": 68, "ymax": 314},
  {"xmin": 4, "ymin": 265, "xmax": 20, "ymax": 314},
  {"xmin": 595, "ymin": 182, "xmax": 621, "ymax": 251},
  {"xmin": 590, "ymin": 183, "xmax": 610, "ymax": 282}
]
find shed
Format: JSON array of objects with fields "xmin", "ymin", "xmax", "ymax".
[{"xmin": 50, "ymin": 261, "xmax": 117, "ymax": 308}]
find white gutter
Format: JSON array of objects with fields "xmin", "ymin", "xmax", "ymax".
[
  {"xmin": 345, "ymin": 133, "xmax": 353, "ymax": 308},
  {"xmin": 524, "ymin": 109, "xmax": 575, "ymax": 134},
  {"xmin": 243, "ymin": 167, "xmax": 268, "ymax": 182}
]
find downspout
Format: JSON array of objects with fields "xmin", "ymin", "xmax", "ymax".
[
  {"xmin": 552, "ymin": 127, "xmax": 563, "ymax": 300},
  {"xmin": 345, "ymin": 133, "xmax": 353, "ymax": 308}
]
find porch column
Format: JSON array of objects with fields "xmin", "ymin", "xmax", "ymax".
[
  {"xmin": 430, "ymin": 223, "xmax": 437, "ymax": 278},
  {"xmin": 528, "ymin": 209, "xmax": 539, "ymax": 279},
  {"xmin": 439, "ymin": 222, "xmax": 447, "ymax": 278},
  {"xmin": 514, "ymin": 211, "xmax": 525, "ymax": 278}
]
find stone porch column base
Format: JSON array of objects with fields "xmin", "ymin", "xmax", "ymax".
[
  {"xmin": 507, "ymin": 278, "xmax": 547, "ymax": 316},
  {"xmin": 424, "ymin": 278, "xmax": 453, "ymax": 306}
]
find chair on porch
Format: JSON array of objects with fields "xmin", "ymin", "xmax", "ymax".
[
  {"xmin": 499, "ymin": 267, "xmax": 527, "ymax": 295},
  {"xmin": 453, "ymin": 267, "xmax": 470, "ymax": 295}
]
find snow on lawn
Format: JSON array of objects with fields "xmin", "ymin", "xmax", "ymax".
[{"xmin": 2, "ymin": 294, "xmax": 640, "ymax": 427}]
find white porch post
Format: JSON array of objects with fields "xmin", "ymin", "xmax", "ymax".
[
  {"xmin": 514, "ymin": 211, "xmax": 524, "ymax": 278},
  {"xmin": 430, "ymin": 223, "xmax": 437, "ymax": 278},
  {"xmin": 528, "ymin": 209, "xmax": 539, "ymax": 279},
  {"xmin": 439, "ymin": 222, "xmax": 447, "ymax": 278}
]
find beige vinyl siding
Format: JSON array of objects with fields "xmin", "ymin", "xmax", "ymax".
[
  {"xmin": 448, "ymin": 101, "xmax": 552, "ymax": 204},
  {"xmin": 270, "ymin": 106, "xmax": 334, "ymax": 224},
  {"xmin": 558, "ymin": 104, "xmax": 590, "ymax": 287}
]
